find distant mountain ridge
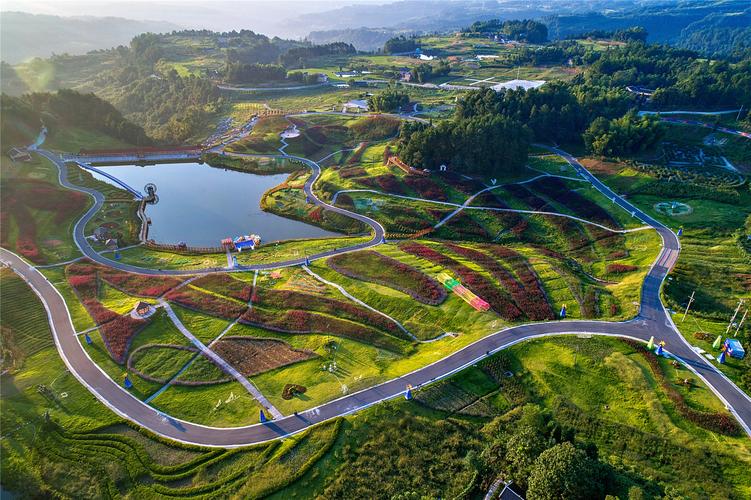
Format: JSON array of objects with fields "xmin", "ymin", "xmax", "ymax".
[{"xmin": 0, "ymin": 12, "xmax": 181, "ymax": 63}]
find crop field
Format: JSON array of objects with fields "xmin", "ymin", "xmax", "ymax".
[
  {"xmin": 212, "ymin": 336, "xmax": 318, "ymax": 376},
  {"xmin": 0, "ymin": 268, "xmax": 53, "ymax": 373},
  {"xmin": 1, "ymin": 156, "xmax": 89, "ymax": 264}
]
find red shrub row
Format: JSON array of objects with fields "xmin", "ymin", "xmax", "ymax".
[
  {"xmin": 375, "ymin": 174, "xmax": 405, "ymax": 195},
  {"xmin": 444, "ymin": 212, "xmax": 491, "ymax": 240},
  {"xmin": 339, "ymin": 167, "xmax": 367, "ymax": 179},
  {"xmin": 328, "ymin": 251, "xmax": 446, "ymax": 305},
  {"xmin": 253, "ymin": 288, "xmax": 403, "ymax": 337},
  {"xmin": 479, "ymin": 245, "xmax": 555, "ymax": 321},
  {"xmin": 102, "ymin": 273, "xmax": 183, "ymax": 298},
  {"xmin": 347, "ymin": 142, "xmax": 368, "ymax": 165},
  {"xmin": 530, "ymin": 177, "xmax": 620, "ymax": 228},
  {"xmin": 448, "ymin": 245, "xmax": 555, "ymax": 321},
  {"xmin": 504, "ymin": 184, "xmax": 549, "ymax": 211},
  {"xmin": 192, "ymin": 274, "xmax": 252, "ymax": 302},
  {"xmin": 100, "ymin": 315, "xmax": 148, "ymax": 364},
  {"xmin": 65, "ymin": 261, "xmax": 151, "ymax": 363},
  {"xmin": 623, "ymin": 339, "xmax": 742, "ymax": 436},
  {"xmin": 165, "ymin": 287, "xmax": 247, "ymax": 320},
  {"xmin": 404, "ymin": 176, "xmax": 448, "ymax": 202},
  {"xmin": 399, "ymin": 241, "xmax": 523, "ymax": 321},
  {"xmin": 606, "ymin": 263, "xmax": 638, "ymax": 274},
  {"xmin": 240, "ymin": 308, "xmax": 404, "ymax": 352}
]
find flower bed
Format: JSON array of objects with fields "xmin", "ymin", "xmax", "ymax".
[
  {"xmin": 240, "ymin": 308, "xmax": 405, "ymax": 352},
  {"xmin": 65, "ymin": 262, "xmax": 149, "ymax": 362},
  {"xmin": 101, "ymin": 273, "xmax": 184, "ymax": 298},
  {"xmin": 623, "ymin": 339, "xmax": 742, "ymax": 436},
  {"xmin": 253, "ymin": 288, "xmax": 403, "ymax": 337},
  {"xmin": 327, "ymin": 250, "xmax": 447, "ymax": 305},
  {"xmin": 2, "ymin": 179, "xmax": 88, "ymax": 264},
  {"xmin": 358, "ymin": 174, "xmax": 405, "ymax": 195},
  {"xmin": 100, "ymin": 315, "xmax": 148, "ymax": 364},
  {"xmin": 192, "ymin": 274, "xmax": 253, "ymax": 302},
  {"xmin": 449, "ymin": 244, "xmax": 554, "ymax": 321},
  {"xmin": 165, "ymin": 287, "xmax": 248, "ymax": 320},
  {"xmin": 531, "ymin": 177, "xmax": 620, "ymax": 227},
  {"xmin": 67, "ymin": 261, "xmax": 183, "ymax": 298},
  {"xmin": 212, "ymin": 336, "xmax": 317, "ymax": 377},
  {"xmin": 338, "ymin": 167, "xmax": 367, "ymax": 179},
  {"xmin": 399, "ymin": 241, "xmax": 522, "ymax": 321},
  {"xmin": 347, "ymin": 142, "xmax": 368, "ymax": 165},
  {"xmin": 404, "ymin": 176, "xmax": 448, "ymax": 201},
  {"xmin": 605, "ymin": 263, "xmax": 638, "ymax": 274},
  {"xmin": 443, "ymin": 212, "xmax": 491, "ymax": 240}
]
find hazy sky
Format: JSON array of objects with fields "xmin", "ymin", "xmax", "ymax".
[{"xmin": 0, "ymin": 0, "xmax": 384, "ymax": 36}]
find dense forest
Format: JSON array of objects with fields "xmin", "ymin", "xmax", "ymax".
[
  {"xmin": 224, "ymin": 63, "xmax": 287, "ymax": 84},
  {"xmin": 463, "ymin": 19, "xmax": 548, "ymax": 44},
  {"xmin": 278, "ymin": 42, "xmax": 356, "ymax": 68},
  {"xmin": 383, "ymin": 35, "xmax": 419, "ymax": 54},
  {"xmin": 409, "ymin": 61, "xmax": 451, "ymax": 83},
  {"xmin": 368, "ymin": 88, "xmax": 410, "ymax": 113}
]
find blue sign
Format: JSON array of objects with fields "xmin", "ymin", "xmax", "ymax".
[
  {"xmin": 84, "ymin": 333, "xmax": 93, "ymax": 345},
  {"xmin": 260, "ymin": 410, "xmax": 267, "ymax": 423}
]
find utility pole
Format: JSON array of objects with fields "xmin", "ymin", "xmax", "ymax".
[
  {"xmin": 726, "ymin": 299, "xmax": 745, "ymax": 334},
  {"xmin": 734, "ymin": 309, "xmax": 748, "ymax": 335},
  {"xmin": 737, "ymin": 104, "xmax": 744, "ymax": 122},
  {"xmin": 681, "ymin": 291, "xmax": 695, "ymax": 322}
]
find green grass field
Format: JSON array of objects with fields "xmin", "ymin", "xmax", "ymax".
[
  {"xmin": 4, "ymin": 250, "xmax": 750, "ymax": 498},
  {"xmin": 1, "ymin": 155, "xmax": 90, "ymax": 264}
]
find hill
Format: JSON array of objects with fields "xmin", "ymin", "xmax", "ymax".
[{"xmin": 0, "ymin": 12, "xmax": 180, "ymax": 64}]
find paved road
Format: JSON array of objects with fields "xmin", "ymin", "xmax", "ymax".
[
  {"xmin": 5, "ymin": 144, "xmax": 751, "ymax": 445},
  {"xmin": 658, "ymin": 117, "xmax": 751, "ymax": 139},
  {"xmin": 36, "ymin": 149, "xmax": 386, "ymax": 276}
]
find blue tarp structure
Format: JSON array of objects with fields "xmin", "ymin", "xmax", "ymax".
[
  {"xmin": 725, "ymin": 339, "xmax": 745, "ymax": 360},
  {"xmin": 235, "ymin": 240, "xmax": 255, "ymax": 251}
]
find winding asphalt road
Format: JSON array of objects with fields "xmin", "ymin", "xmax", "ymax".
[
  {"xmin": 4, "ymin": 145, "xmax": 750, "ymax": 446},
  {"xmin": 36, "ymin": 149, "xmax": 386, "ymax": 275}
]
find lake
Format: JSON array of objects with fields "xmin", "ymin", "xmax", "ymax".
[{"xmin": 91, "ymin": 162, "xmax": 340, "ymax": 246}]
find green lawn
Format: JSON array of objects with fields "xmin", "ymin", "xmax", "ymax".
[{"xmin": 1, "ymin": 155, "xmax": 90, "ymax": 264}]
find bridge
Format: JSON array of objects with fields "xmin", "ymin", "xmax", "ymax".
[{"xmin": 74, "ymin": 162, "xmax": 144, "ymax": 199}]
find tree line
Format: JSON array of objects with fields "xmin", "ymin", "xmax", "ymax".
[{"xmin": 463, "ymin": 19, "xmax": 548, "ymax": 44}]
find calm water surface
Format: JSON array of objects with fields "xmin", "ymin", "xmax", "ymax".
[{"xmin": 92, "ymin": 162, "xmax": 339, "ymax": 246}]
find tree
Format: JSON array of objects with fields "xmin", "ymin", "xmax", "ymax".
[
  {"xmin": 527, "ymin": 442, "xmax": 605, "ymax": 500},
  {"xmin": 384, "ymin": 35, "xmax": 418, "ymax": 54},
  {"xmin": 583, "ymin": 110, "xmax": 663, "ymax": 157},
  {"xmin": 506, "ymin": 425, "xmax": 551, "ymax": 490},
  {"xmin": 368, "ymin": 88, "xmax": 410, "ymax": 112}
]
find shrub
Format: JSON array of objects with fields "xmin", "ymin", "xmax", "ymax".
[
  {"xmin": 165, "ymin": 288, "xmax": 247, "ymax": 320},
  {"xmin": 606, "ymin": 263, "xmax": 638, "ymax": 274},
  {"xmin": 623, "ymin": 339, "xmax": 742, "ymax": 436},
  {"xmin": 192, "ymin": 274, "xmax": 252, "ymax": 302},
  {"xmin": 327, "ymin": 250, "xmax": 446, "ymax": 305},
  {"xmin": 282, "ymin": 384, "xmax": 307, "ymax": 400},
  {"xmin": 399, "ymin": 241, "xmax": 523, "ymax": 321},
  {"xmin": 240, "ymin": 308, "xmax": 404, "ymax": 352},
  {"xmin": 101, "ymin": 273, "xmax": 183, "ymax": 297},
  {"xmin": 253, "ymin": 288, "xmax": 404, "ymax": 337},
  {"xmin": 404, "ymin": 176, "xmax": 448, "ymax": 201}
]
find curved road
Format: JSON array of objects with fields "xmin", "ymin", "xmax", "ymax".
[
  {"xmin": 5, "ymin": 146, "xmax": 750, "ymax": 446},
  {"xmin": 37, "ymin": 149, "xmax": 386, "ymax": 276}
]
